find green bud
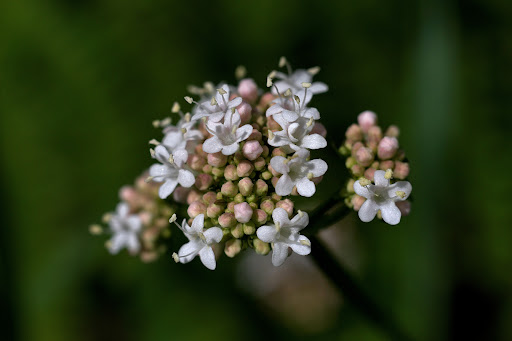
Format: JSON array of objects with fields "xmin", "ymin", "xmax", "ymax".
[
  {"xmin": 243, "ymin": 222, "xmax": 256, "ymax": 235},
  {"xmin": 253, "ymin": 238, "xmax": 270, "ymax": 255},
  {"xmin": 224, "ymin": 239, "xmax": 242, "ymax": 258},
  {"xmin": 231, "ymin": 223, "xmax": 244, "ymax": 238}
]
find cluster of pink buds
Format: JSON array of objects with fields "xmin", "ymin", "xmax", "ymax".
[{"xmin": 340, "ymin": 111, "xmax": 412, "ymax": 224}]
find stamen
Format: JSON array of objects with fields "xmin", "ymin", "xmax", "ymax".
[
  {"xmin": 266, "ymin": 76, "xmax": 273, "ymax": 88},
  {"xmin": 169, "ymin": 214, "xmax": 177, "ymax": 223},
  {"xmin": 160, "ymin": 117, "xmax": 171, "ymax": 126},
  {"xmin": 211, "ymin": 97, "xmax": 217, "ymax": 106},
  {"xmin": 298, "ymin": 210, "xmax": 304, "ymax": 217},
  {"xmin": 152, "ymin": 120, "xmax": 160, "ymax": 128},
  {"xmin": 307, "ymin": 172, "xmax": 314, "ymax": 179},
  {"xmin": 145, "ymin": 176, "xmax": 154, "ymax": 183},
  {"xmin": 395, "ymin": 191, "xmax": 406, "ymax": 199},
  {"xmin": 283, "ymin": 88, "xmax": 292, "ymax": 97},
  {"xmin": 279, "ymin": 56, "xmax": 287, "ymax": 68},
  {"xmin": 300, "ymin": 239, "xmax": 311, "ymax": 246},
  {"xmin": 181, "ymin": 128, "xmax": 187, "ymax": 134},
  {"xmin": 204, "ymin": 82, "xmax": 215, "ymax": 94},
  {"xmin": 172, "ymin": 252, "xmax": 180, "ymax": 263},
  {"xmin": 235, "ymin": 65, "xmax": 246, "ymax": 79},
  {"xmin": 306, "ymin": 117, "xmax": 314, "ymax": 127},
  {"xmin": 89, "ymin": 224, "xmax": 103, "ymax": 235},
  {"xmin": 385, "ymin": 169, "xmax": 393, "ymax": 180},
  {"xmin": 359, "ymin": 178, "xmax": 371, "ymax": 187},
  {"xmin": 184, "ymin": 96, "xmax": 193, "ymax": 104},
  {"xmin": 149, "ymin": 139, "xmax": 160, "ymax": 146},
  {"xmin": 275, "ymin": 221, "xmax": 281, "ymax": 232},
  {"xmin": 184, "ymin": 112, "xmax": 191, "ymax": 122},
  {"xmin": 294, "ymin": 95, "xmax": 300, "ymax": 105},
  {"xmin": 268, "ymin": 130, "xmax": 274, "ymax": 140},
  {"xmin": 199, "ymin": 232, "xmax": 207, "ymax": 243},
  {"xmin": 307, "ymin": 66, "xmax": 320, "ymax": 75},
  {"xmin": 149, "ymin": 148, "xmax": 155, "ymax": 158},
  {"xmin": 168, "ymin": 154, "xmax": 175, "ymax": 164},
  {"xmin": 217, "ymin": 88, "xmax": 227, "ymax": 95},
  {"xmin": 102, "ymin": 213, "xmax": 112, "ymax": 223},
  {"xmin": 301, "ymin": 82, "xmax": 311, "ymax": 88},
  {"xmin": 171, "ymin": 102, "xmax": 180, "ymax": 113},
  {"xmin": 231, "ymin": 125, "xmax": 237, "ymax": 134}
]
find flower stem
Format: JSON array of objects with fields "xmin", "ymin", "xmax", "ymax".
[{"xmin": 309, "ymin": 234, "xmax": 411, "ymax": 340}]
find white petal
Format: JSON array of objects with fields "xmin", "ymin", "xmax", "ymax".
[
  {"xmin": 235, "ymin": 124, "xmax": 253, "ymax": 142},
  {"xmin": 358, "ymin": 200, "xmax": 379, "ymax": 222},
  {"xmin": 270, "ymin": 156, "xmax": 289, "ymax": 174},
  {"xmin": 266, "ymin": 104, "xmax": 283, "ymax": 117},
  {"xmin": 178, "ymin": 240, "xmax": 202, "ymax": 263},
  {"xmin": 381, "ymin": 202, "xmax": 402, "ymax": 225},
  {"xmin": 309, "ymin": 82, "xmax": 328, "ymax": 94},
  {"xmin": 307, "ymin": 159, "xmax": 328, "ymax": 177},
  {"xmin": 178, "ymin": 169, "xmax": 195, "ymax": 187},
  {"xmin": 275, "ymin": 174, "xmax": 294, "ymax": 196},
  {"xmin": 221, "ymin": 143, "xmax": 239, "ymax": 156},
  {"xmin": 190, "ymin": 214, "xmax": 204, "ymax": 234},
  {"xmin": 199, "ymin": 246, "xmax": 216, "ymax": 270},
  {"xmin": 162, "ymin": 130, "xmax": 183, "ymax": 150},
  {"xmin": 109, "ymin": 233, "xmax": 127, "ymax": 254},
  {"xmin": 227, "ymin": 97, "xmax": 243, "ymax": 109},
  {"xmin": 272, "ymin": 207, "xmax": 290, "ymax": 226},
  {"xmin": 256, "ymin": 225, "xmax": 277, "ymax": 243},
  {"xmin": 388, "ymin": 181, "xmax": 412, "ymax": 201},
  {"xmin": 202, "ymin": 136, "xmax": 223, "ymax": 154},
  {"xmin": 116, "ymin": 202, "xmax": 130, "ymax": 217},
  {"xmin": 296, "ymin": 178, "xmax": 316, "ymax": 197},
  {"xmin": 268, "ymin": 132, "xmax": 291, "ymax": 147},
  {"xmin": 125, "ymin": 233, "xmax": 140, "ymax": 253},
  {"xmin": 290, "ymin": 211, "xmax": 309, "ymax": 230},
  {"xmin": 302, "ymin": 107, "xmax": 320, "ymax": 120},
  {"xmin": 289, "ymin": 235, "xmax": 311, "ymax": 255},
  {"xmin": 126, "ymin": 216, "xmax": 142, "ymax": 232},
  {"xmin": 203, "ymin": 227, "xmax": 223, "ymax": 244},
  {"xmin": 300, "ymin": 134, "xmax": 327, "ymax": 149},
  {"xmin": 154, "ymin": 145, "xmax": 170, "ymax": 164},
  {"xmin": 158, "ymin": 179, "xmax": 178, "ymax": 199},
  {"xmin": 373, "ymin": 170, "xmax": 389, "ymax": 187},
  {"xmin": 353, "ymin": 181, "xmax": 372, "ymax": 199},
  {"xmin": 149, "ymin": 164, "xmax": 169, "ymax": 181},
  {"xmin": 172, "ymin": 149, "xmax": 188, "ymax": 167},
  {"xmin": 271, "ymin": 242, "xmax": 289, "ymax": 267},
  {"xmin": 209, "ymin": 111, "xmax": 225, "ymax": 122},
  {"xmin": 109, "ymin": 216, "xmax": 123, "ymax": 232},
  {"xmin": 281, "ymin": 110, "xmax": 298, "ymax": 122}
]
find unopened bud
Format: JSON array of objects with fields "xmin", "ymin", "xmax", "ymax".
[
  {"xmin": 218, "ymin": 212, "xmax": 236, "ymax": 228},
  {"xmin": 237, "ymin": 160, "xmax": 254, "ymax": 177},
  {"xmin": 238, "ymin": 79, "xmax": 258, "ymax": 103},
  {"xmin": 231, "ymin": 223, "xmax": 244, "ymax": 238},
  {"xmin": 238, "ymin": 177, "xmax": 254, "ymax": 196},
  {"xmin": 364, "ymin": 168, "xmax": 376, "ymax": 181},
  {"xmin": 212, "ymin": 167, "xmax": 224, "ymax": 177},
  {"xmin": 345, "ymin": 124, "xmax": 363, "ymax": 141},
  {"xmin": 221, "ymin": 181, "xmax": 238, "ymax": 197},
  {"xmin": 224, "ymin": 239, "xmax": 242, "ymax": 258},
  {"xmin": 394, "ymin": 161, "xmax": 410, "ymax": 180},
  {"xmin": 186, "ymin": 190, "xmax": 202, "ymax": 205},
  {"xmin": 260, "ymin": 199, "xmax": 275, "ymax": 215},
  {"xmin": 202, "ymin": 191, "xmax": 217, "ymax": 205},
  {"xmin": 352, "ymin": 195, "xmax": 366, "ymax": 211},
  {"xmin": 195, "ymin": 173, "xmax": 213, "ymax": 191},
  {"xmin": 207, "ymin": 202, "xmax": 223, "ymax": 218},
  {"xmin": 276, "ymin": 199, "xmax": 294, "ymax": 217},
  {"xmin": 241, "ymin": 140, "xmax": 262, "ymax": 161},
  {"xmin": 252, "ymin": 209, "xmax": 268, "ymax": 226},
  {"xmin": 234, "ymin": 202, "xmax": 253, "ymax": 223},
  {"xmin": 379, "ymin": 160, "xmax": 394, "ymax": 171},
  {"xmin": 173, "ymin": 186, "xmax": 191, "ymax": 204},
  {"xmin": 311, "ymin": 122, "xmax": 327, "ymax": 138},
  {"xmin": 187, "ymin": 201, "xmax": 206, "ymax": 218},
  {"xmin": 357, "ymin": 110, "xmax": 377, "ymax": 133},
  {"xmin": 237, "ymin": 101, "xmax": 253, "ymax": 125},
  {"xmin": 254, "ymin": 179, "xmax": 268, "ymax": 196},
  {"xmin": 253, "ymin": 238, "xmax": 270, "ymax": 255},
  {"xmin": 224, "ymin": 164, "xmax": 239, "ymax": 181},
  {"xmin": 207, "ymin": 152, "xmax": 228, "ymax": 167},
  {"xmin": 355, "ymin": 147, "xmax": 374, "ymax": 167},
  {"xmin": 368, "ymin": 126, "xmax": 383, "ymax": 142},
  {"xmin": 253, "ymin": 157, "xmax": 266, "ymax": 171},
  {"xmin": 378, "ymin": 136, "xmax": 399, "ymax": 160},
  {"xmin": 396, "ymin": 200, "xmax": 411, "ymax": 216},
  {"xmin": 243, "ymin": 221, "xmax": 256, "ymax": 235},
  {"xmin": 346, "ymin": 179, "xmax": 355, "ymax": 193}
]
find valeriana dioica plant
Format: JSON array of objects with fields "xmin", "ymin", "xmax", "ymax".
[{"xmin": 91, "ymin": 57, "xmax": 414, "ymax": 337}]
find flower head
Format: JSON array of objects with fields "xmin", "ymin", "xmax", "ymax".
[
  {"xmin": 108, "ymin": 202, "xmax": 142, "ymax": 254},
  {"xmin": 171, "ymin": 214, "xmax": 223, "ymax": 270},
  {"xmin": 256, "ymin": 208, "xmax": 311, "ymax": 266},
  {"xmin": 354, "ymin": 170, "xmax": 412, "ymax": 225}
]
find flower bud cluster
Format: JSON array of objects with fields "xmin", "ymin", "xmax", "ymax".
[
  {"xmin": 339, "ymin": 111, "xmax": 412, "ymax": 221},
  {"xmin": 91, "ymin": 172, "xmax": 176, "ymax": 262}
]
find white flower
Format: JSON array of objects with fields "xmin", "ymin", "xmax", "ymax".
[
  {"xmin": 149, "ymin": 145, "xmax": 195, "ymax": 199},
  {"xmin": 191, "ymin": 84, "xmax": 242, "ymax": 122},
  {"xmin": 256, "ymin": 208, "xmax": 311, "ymax": 266},
  {"xmin": 172, "ymin": 214, "xmax": 223, "ymax": 270},
  {"xmin": 161, "ymin": 116, "xmax": 203, "ymax": 153},
  {"xmin": 108, "ymin": 202, "xmax": 142, "ymax": 254},
  {"xmin": 270, "ymin": 149, "xmax": 327, "ymax": 197},
  {"xmin": 354, "ymin": 170, "xmax": 412, "ymax": 225},
  {"xmin": 272, "ymin": 69, "xmax": 328, "ymax": 95},
  {"xmin": 268, "ymin": 115, "xmax": 327, "ymax": 152},
  {"xmin": 266, "ymin": 91, "xmax": 320, "ymax": 123},
  {"xmin": 203, "ymin": 109, "xmax": 252, "ymax": 155}
]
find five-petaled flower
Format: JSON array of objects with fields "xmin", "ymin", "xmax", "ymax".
[
  {"xmin": 108, "ymin": 202, "xmax": 142, "ymax": 254},
  {"xmin": 203, "ymin": 109, "xmax": 252, "ymax": 155},
  {"xmin": 272, "ymin": 69, "xmax": 328, "ymax": 96},
  {"xmin": 191, "ymin": 84, "xmax": 242, "ymax": 123}
]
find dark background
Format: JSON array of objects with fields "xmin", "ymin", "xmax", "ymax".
[{"xmin": 1, "ymin": 0, "xmax": 511, "ymax": 340}]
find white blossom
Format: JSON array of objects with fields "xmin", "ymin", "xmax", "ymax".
[
  {"xmin": 149, "ymin": 145, "xmax": 195, "ymax": 199},
  {"xmin": 256, "ymin": 208, "xmax": 311, "ymax": 266},
  {"xmin": 191, "ymin": 84, "xmax": 242, "ymax": 122},
  {"xmin": 172, "ymin": 214, "xmax": 223, "ymax": 270},
  {"xmin": 161, "ymin": 116, "xmax": 203, "ymax": 153},
  {"xmin": 268, "ymin": 115, "xmax": 327, "ymax": 152},
  {"xmin": 354, "ymin": 170, "xmax": 412, "ymax": 225},
  {"xmin": 202, "ymin": 109, "xmax": 252, "ymax": 155},
  {"xmin": 108, "ymin": 202, "xmax": 142, "ymax": 254},
  {"xmin": 266, "ymin": 90, "xmax": 319, "ymax": 123},
  {"xmin": 272, "ymin": 69, "xmax": 328, "ymax": 96},
  {"xmin": 270, "ymin": 149, "xmax": 327, "ymax": 197}
]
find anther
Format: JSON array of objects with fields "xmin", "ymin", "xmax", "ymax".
[
  {"xmin": 149, "ymin": 139, "xmax": 160, "ymax": 145},
  {"xmin": 385, "ymin": 169, "xmax": 393, "ymax": 180},
  {"xmin": 307, "ymin": 66, "xmax": 320, "ymax": 75},
  {"xmin": 301, "ymin": 82, "xmax": 311, "ymax": 88},
  {"xmin": 300, "ymin": 239, "xmax": 311, "ymax": 246},
  {"xmin": 396, "ymin": 191, "xmax": 406, "ymax": 199},
  {"xmin": 359, "ymin": 178, "xmax": 371, "ymax": 187},
  {"xmin": 184, "ymin": 96, "xmax": 193, "ymax": 104},
  {"xmin": 266, "ymin": 76, "xmax": 273, "ymax": 87},
  {"xmin": 294, "ymin": 95, "xmax": 300, "ymax": 104},
  {"xmin": 279, "ymin": 56, "xmax": 287, "ymax": 68},
  {"xmin": 172, "ymin": 252, "xmax": 180, "ymax": 263},
  {"xmin": 171, "ymin": 102, "xmax": 180, "ymax": 113},
  {"xmin": 211, "ymin": 97, "xmax": 217, "ymax": 106},
  {"xmin": 145, "ymin": 176, "xmax": 154, "ymax": 183},
  {"xmin": 149, "ymin": 148, "xmax": 155, "ymax": 157},
  {"xmin": 217, "ymin": 88, "xmax": 227, "ymax": 95},
  {"xmin": 283, "ymin": 88, "xmax": 292, "ymax": 97},
  {"xmin": 306, "ymin": 117, "xmax": 314, "ymax": 127},
  {"xmin": 169, "ymin": 214, "xmax": 177, "ymax": 223},
  {"xmin": 235, "ymin": 65, "xmax": 246, "ymax": 79},
  {"xmin": 268, "ymin": 130, "xmax": 274, "ymax": 140}
]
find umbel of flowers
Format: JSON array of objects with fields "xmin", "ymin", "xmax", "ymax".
[{"xmin": 92, "ymin": 58, "xmax": 413, "ymax": 270}]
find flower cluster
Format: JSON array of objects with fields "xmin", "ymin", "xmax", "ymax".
[{"xmin": 339, "ymin": 111, "xmax": 412, "ymax": 224}]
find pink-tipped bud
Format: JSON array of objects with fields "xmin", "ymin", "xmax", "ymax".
[
  {"xmin": 368, "ymin": 126, "xmax": 383, "ymax": 142},
  {"xmin": 243, "ymin": 222, "xmax": 256, "ymax": 235},
  {"xmin": 364, "ymin": 167, "xmax": 376, "ymax": 181},
  {"xmin": 138, "ymin": 212, "xmax": 152, "ymax": 225},
  {"xmin": 379, "ymin": 160, "xmax": 394, "ymax": 171},
  {"xmin": 351, "ymin": 142, "xmax": 364, "ymax": 157},
  {"xmin": 187, "ymin": 201, "xmax": 206, "ymax": 218},
  {"xmin": 253, "ymin": 157, "xmax": 266, "ymax": 171},
  {"xmin": 358, "ymin": 110, "xmax": 377, "ymax": 133},
  {"xmin": 195, "ymin": 143, "xmax": 207, "ymax": 158},
  {"xmin": 351, "ymin": 164, "xmax": 364, "ymax": 177},
  {"xmin": 119, "ymin": 186, "xmax": 137, "ymax": 203},
  {"xmin": 311, "ymin": 122, "xmax": 327, "ymax": 138},
  {"xmin": 253, "ymin": 238, "xmax": 270, "ymax": 255},
  {"xmin": 271, "ymin": 193, "xmax": 282, "ymax": 202},
  {"xmin": 207, "ymin": 152, "xmax": 228, "ymax": 167},
  {"xmin": 378, "ymin": 136, "xmax": 399, "ymax": 160},
  {"xmin": 260, "ymin": 199, "xmax": 275, "ymax": 215},
  {"xmin": 202, "ymin": 164, "xmax": 213, "ymax": 174},
  {"xmin": 219, "ymin": 212, "xmax": 236, "ymax": 228},
  {"xmin": 242, "ymin": 140, "xmax": 263, "ymax": 161},
  {"xmin": 255, "ymin": 179, "xmax": 268, "ymax": 196},
  {"xmin": 259, "ymin": 92, "xmax": 275, "ymax": 107},
  {"xmin": 261, "ymin": 145, "xmax": 270, "ymax": 157},
  {"xmin": 238, "ymin": 78, "xmax": 259, "ymax": 103},
  {"xmin": 355, "ymin": 147, "xmax": 374, "ymax": 167},
  {"xmin": 221, "ymin": 181, "xmax": 238, "ymax": 197},
  {"xmin": 226, "ymin": 201, "xmax": 236, "ymax": 213},
  {"xmin": 234, "ymin": 202, "xmax": 253, "ymax": 223},
  {"xmin": 231, "ymin": 223, "xmax": 244, "ymax": 238},
  {"xmin": 385, "ymin": 125, "xmax": 400, "ymax": 137},
  {"xmin": 202, "ymin": 191, "xmax": 217, "ymax": 205},
  {"xmin": 237, "ymin": 160, "xmax": 254, "ymax": 178},
  {"xmin": 267, "ymin": 115, "xmax": 281, "ymax": 131},
  {"xmin": 173, "ymin": 186, "xmax": 191, "ymax": 204},
  {"xmin": 394, "ymin": 161, "xmax": 410, "ymax": 179},
  {"xmin": 352, "ymin": 195, "xmax": 366, "ymax": 211},
  {"xmin": 237, "ymin": 102, "xmax": 253, "ymax": 125},
  {"xmin": 271, "ymin": 147, "xmax": 286, "ymax": 157},
  {"xmin": 271, "ymin": 176, "xmax": 279, "ymax": 188},
  {"xmin": 396, "ymin": 200, "xmax": 411, "ymax": 216},
  {"xmin": 195, "ymin": 173, "xmax": 213, "ymax": 191},
  {"xmin": 186, "ymin": 190, "xmax": 202, "ymax": 205},
  {"xmin": 269, "ymin": 164, "xmax": 280, "ymax": 177},
  {"xmin": 238, "ymin": 177, "xmax": 254, "ymax": 196},
  {"xmin": 252, "ymin": 209, "xmax": 268, "ymax": 226},
  {"xmin": 276, "ymin": 199, "xmax": 294, "ymax": 217},
  {"xmin": 248, "ymin": 129, "xmax": 263, "ymax": 141},
  {"xmin": 224, "ymin": 164, "xmax": 239, "ymax": 181},
  {"xmin": 212, "ymin": 167, "xmax": 224, "ymax": 177},
  {"xmin": 224, "ymin": 239, "xmax": 242, "ymax": 258},
  {"xmin": 345, "ymin": 124, "xmax": 363, "ymax": 141},
  {"xmin": 188, "ymin": 154, "xmax": 206, "ymax": 171},
  {"xmin": 207, "ymin": 203, "xmax": 223, "ymax": 218}
]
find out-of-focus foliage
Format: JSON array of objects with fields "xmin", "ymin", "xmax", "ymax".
[{"xmin": 1, "ymin": 0, "xmax": 511, "ymax": 340}]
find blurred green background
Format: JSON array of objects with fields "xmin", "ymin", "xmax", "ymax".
[{"xmin": 1, "ymin": 0, "xmax": 511, "ymax": 340}]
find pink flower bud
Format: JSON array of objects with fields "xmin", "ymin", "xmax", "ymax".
[
  {"xmin": 271, "ymin": 176, "xmax": 279, "ymax": 188},
  {"xmin": 242, "ymin": 140, "xmax": 263, "ymax": 161},
  {"xmin": 385, "ymin": 125, "xmax": 400, "ymax": 137},
  {"xmin": 207, "ymin": 203, "xmax": 223, "ymax": 218},
  {"xmin": 234, "ymin": 202, "xmax": 253, "ymax": 223},
  {"xmin": 202, "ymin": 164, "xmax": 213, "ymax": 174},
  {"xmin": 357, "ymin": 110, "xmax": 377, "ymax": 133},
  {"xmin": 211, "ymin": 167, "xmax": 224, "ymax": 177},
  {"xmin": 364, "ymin": 168, "xmax": 376, "ymax": 181},
  {"xmin": 351, "ymin": 164, "xmax": 364, "ymax": 177},
  {"xmin": 345, "ymin": 124, "xmax": 362, "ymax": 141},
  {"xmin": 268, "ymin": 164, "xmax": 280, "ymax": 177},
  {"xmin": 195, "ymin": 143, "xmax": 207, "ymax": 158},
  {"xmin": 188, "ymin": 154, "xmax": 206, "ymax": 171},
  {"xmin": 231, "ymin": 223, "xmax": 244, "ymax": 238},
  {"xmin": 271, "ymin": 147, "xmax": 286, "ymax": 157},
  {"xmin": 259, "ymin": 92, "xmax": 275, "ymax": 107},
  {"xmin": 186, "ymin": 190, "xmax": 202, "ymax": 205},
  {"xmin": 394, "ymin": 161, "xmax": 410, "ymax": 179},
  {"xmin": 253, "ymin": 157, "xmax": 266, "ymax": 171},
  {"xmin": 276, "ymin": 199, "xmax": 294, "ymax": 217},
  {"xmin": 346, "ymin": 179, "xmax": 355, "ymax": 193},
  {"xmin": 352, "ymin": 195, "xmax": 366, "ymax": 211},
  {"xmin": 173, "ymin": 186, "xmax": 191, "ymax": 204},
  {"xmin": 260, "ymin": 199, "xmax": 275, "ymax": 215},
  {"xmin": 138, "ymin": 212, "xmax": 152, "ymax": 225},
  {"xmin": 119, "ymin": 186, "xmax": 137, "ymax": 203},
  {"xmin": 243, "ymin": 222, "xmax": 256, "ymax": 235},
  {"xmin": 378, "ymin": 136, "xmax": 399, "ymax": 160},
  {"xmin": 238, "ymin": 177, "xmax": 254, "ymax": 196},
  {"xmin": 252, "ymin": 209, "xmax": 268, "ymax": 226},
  {"xmin": 219, "ymin": 212, "xmax": 236, "ymax": 228},
  {"xmin": 267, "ymin": 115, "xmax": 281, "ymax": 131},
  {"xmin": 368, "ymin": 126, "xmax": 383, "ymax": 142},
  {"xmin": 238, "ymin": 78, "xmax": 258, "ymax": 103},
  {"xmin": 221, "ymin": 181, "xmax": 238, "ymax": 197},
  {"xmin": 396, "ymin": 200, "xmax": 411, "ymax": 216},
  {"xmin": 237, "ymin": 101, "xmax": 253, "ymax": 125},
  {"xmin": 202, "ymin": 191, "xmax": 217, "ymax": 205},
  {"xmin": 224, "ymin": 239, "xmax": 242, "ymax": 258},
  {"xmin": 226, "ymin": 201, "xmax": 235, "ymax": 212},
  {"xmin": 247, "ymin": 129, "xmax": 262, "ymax": 141},
  {"xmin": 379, "ymin": 160, "xmax": 394, "ymax": 170},
  {"xmin": 224, "ymin": 164, "xmax": 239, "ymax": 181},
  {"xmin": 237, "ymin": 160, "xmax": 254, "ymax": 177},
  {"xmin": 207, "ymin": 152, "xmax": 228, "ymax": 167},
  {"xmin": 355, "ymin": 147, "xmax": 374, "ymax": 167},
  {"xmin": 187, "ymin": 201, "xmax": 206, "ymax": 218},
  {"xmin": 255, "ymin": 179, "xmax": 268, "ymax": 196},
  {"xmin": 351, "ymin": 142, "xmax": 364, "ymax": 157},
  {"xmin": 311, "ymin": 122, "xmax": 327, "ymax": 138},
  {"xmin": 253, "ymin": 238, "xmax": 270, "ymax": 255},
  {"xmin": 271, "ymin": 193, "xmax": 281, "ymax": 202},
  {"xmin": 195, "ymin": 173, "xmax": 213, "ymax": 191}
]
